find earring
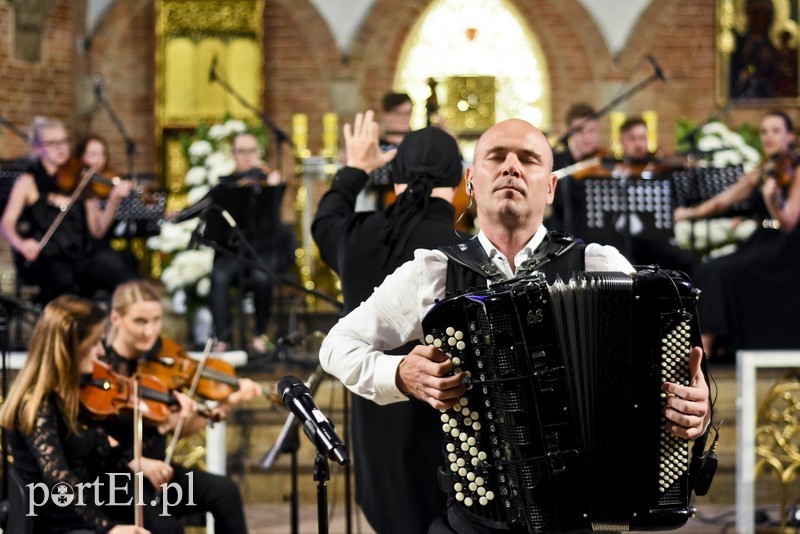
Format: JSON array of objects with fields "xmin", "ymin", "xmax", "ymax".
[{"xmin": 467, "ymin": 180, "xmax": 474, "ymax": 195}]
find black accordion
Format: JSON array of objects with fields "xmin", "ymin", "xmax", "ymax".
[{"xmin": 421, "ymin": 269, "xmax": 700, "ymax": 532}]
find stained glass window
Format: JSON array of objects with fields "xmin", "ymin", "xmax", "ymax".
[{"xmin": 395, "ymin": 0, "xmax": 550, "ymax": 139}]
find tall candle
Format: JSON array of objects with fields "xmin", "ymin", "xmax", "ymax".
[
  {"xmin": 642, "ymin": 110, "xmax": 658, "ymax": 153},
  {"xmin": 292, "ymin": 113, "xmax": 308, "ymax": 156},
  {"xmin": 323, "ymin": 112, "xmax": 338, "ymax": 157}
]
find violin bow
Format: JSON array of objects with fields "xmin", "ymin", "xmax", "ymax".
[
  {"xmin": 132, "ymin": 375, "xmax": 144, "ymax": 528},
  {"xmin": 152, "ymin": 337, "xmax": 214, "ymax": 506},
  {"xmin": 36, "ymin": 167, "xmax": 95, "ymax": 254}
]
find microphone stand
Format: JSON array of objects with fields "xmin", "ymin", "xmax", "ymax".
[
  {"xmin": 94, "ymin": 78, "xmax": 137, "ymax": 179},
  {"xmin": 0, "ymin": 116, "xmax": 29, "ymax": 144},
  {"xmin": 553, "ymin": 67, "xmax": 665, "ymax": 150},
  {"xmin": 209, "ymin": 68, "xmax": 293, "ymax": 172},
  {"xmin": 260, "ymin": 364, "xmax": 326, "ymax": 534},
  {"xmin": 314, "ymin": 450, "xmax": 330, "ymax": 534},
  {"xmin": 199, "ymin": 204, "xmax": 342, "ymax": 310}
]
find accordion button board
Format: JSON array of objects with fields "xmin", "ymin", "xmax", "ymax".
[{"xmin": 422, "ymin": 269, "xmax": 700, "ymax": 532}]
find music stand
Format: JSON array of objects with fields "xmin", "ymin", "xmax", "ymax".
[
  {"xmin": 577, "ymin": 174, "xmax": 674, "ymax": 257},
  {"xmin": 203, "ymin": 181, "xmax": 285, "ymax": 347}
]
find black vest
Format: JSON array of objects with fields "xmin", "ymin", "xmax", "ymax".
[{"xmin": 441, "ymin": 231, "xmax": 586, "ymax": 295}]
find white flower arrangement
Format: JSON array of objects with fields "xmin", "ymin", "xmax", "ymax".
[
  {"xmin": 693, "ymin": 121, "xmax": 761, "ymax": 172},
  {"xmin": 147, "ymin": 118, "xmax": 265, "ymax": 313},
  {"xmin": 674, "ymin": 120, "xmax": 760, "ymax": 255}
]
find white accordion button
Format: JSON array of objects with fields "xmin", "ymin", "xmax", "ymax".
[
  {"xmin": 486, "ymin": 491, "xmax": 495, "ymax": 500},
  {"xmin": 446, "ymin": 443, "xmax": 456, "ymax": 453},
  {"xmin": 459, "ymin": 432, "xmax": 468, "ymax": 442},
  {"xmin": 464, "ymin": 497, "xmax": 474, "ymax": 507},
  {"xmin": 466, "ymin": 472, "xmax": 476, "ymax": 481},
  {"xmin": 460, "ymin": 442, "xmax": 470, "ymax": 452},
  {"xmin": 477, "ymin": 487, "xmax": 486, "ymax": 496},
  {"xmin": 450, "ymin": 428, "xmax": 459, "ymax": 438},
  {"xmin": 455, "ymin": 330, "xmax": 464, "ymax": 340},
  {"xmin": 457, "ymin": 341, "xmax": 466, "ymax": 350},
  {"xmin": 448, "ymin": 337, "xmax": 457, "ymax": 346},
  {"xmin": 440, "ymin": 413, "xmax": 449, "ymax": 423},
  {"xmin": 449, "ymin": 418, "xmax": 458, "ymax": 427},
  {"xmin": 458, "ymin": 467, "xmax": 467, "ymax": 477},
  {"xmin": 442, "ymin": 424, "xmax": 451, "ymax": 433},
  {"xmin": 469, "ymin": 447, "xmax": 478, "ymax": 456},
  {"xmin": 450, "ymin": 463, "xmax": 458, "ymax": 472},
  {"xmin": 433, "ymin": 338, "xmax": 442, "ymax": 348},
  {"xmin": 473, "ymin": 422, "xmax": 482, "ymax": 431},
  {"xmin": 448, "ymin": 453, "xmax": 457, "ymax": 463},
  {"xmin": 455, "ymin": 492, "xmax": 464, "ymax": 502},
  {"xmin": 469, "ymin": 482, "xmax": 477, "ymax": 492},
  {"xmin": 446, "ymin": 327, "xmax": 455, "ymax": 336},
  {"xmin": 461, "ymin": 407, "xmax": 470, "ymax": 417},
  {"xmin": 467, "ymin": 437, "xmax": 477, "ymax": 446},
  {"xmin": 454, "ymin": 482, "xmax": 463, "ymax": 492},
  {"xmin": 425, "ymin": 334, "xmax": 434, "ymax": 344},
  {"xmin": 456, "ymin": 458, "xmax": 466, "ymax": 467},
  {"xmin": 479, "ymin": 496, "xmax": 488, "ymax": 506},
  {"xmin": 452, "ymin": 357, "xmax": 462, "ymax": 366},
  {"xmin": 478, "ymin": 451, "xmax": 488, "ymax": 461},
  {"xmin": 476, "ymin": 476, "xmax": 484, "ymax": 486},
  {"xmin": 471, "ymin": 457, "xmax": 479, "ymax": 466}
]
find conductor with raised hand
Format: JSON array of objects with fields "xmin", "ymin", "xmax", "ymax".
[{"xmin": 313, "ymin": 109, "xmax": 470, "ymax": 533}]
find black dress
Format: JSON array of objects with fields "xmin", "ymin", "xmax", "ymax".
[
  {"xmin": 312, "ymin": 166, "xmax": 470, "ymax": 534},
  {"xmin": 695, "ymin": 182, "xmax": 800, "ymax": 350},
  {"xmin": 15, "ymin": 160, "xmax": 137, "ymax": 302},
  {"xmin": 7, "ymin": 394, "xmax": 121, "ymax": 533}
]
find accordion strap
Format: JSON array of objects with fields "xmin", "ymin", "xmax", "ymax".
[{"xmin": 438, "ymin": 231, "xmax": 584, "ymax": 283}]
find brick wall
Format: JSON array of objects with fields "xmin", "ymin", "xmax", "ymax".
[{"xmin": 2, "ymin": 0, "xmax": 793, "ymax": 171}]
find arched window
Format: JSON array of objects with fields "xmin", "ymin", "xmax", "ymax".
[{"xmin": 395, "ymin": 0, "xmax": 550, "ymax": 140}]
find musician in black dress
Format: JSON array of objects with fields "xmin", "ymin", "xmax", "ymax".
[
  {"xmin": 312, "ymin": 110, "xmax": 469, "ymax": 533},
  {"xmin": 0, "ymin": 295, "xmax": 148, "ymax": 534},
  {"xmin": 102, "ymin": 279, "xmax": 254, "ymax": 533},
  {"xmin": 675, "ymin": 110, "xmax": 800, "ymax": 356},
  {"xmin": 0, "ymin": 117, "xmax": 137, "ymax": 303},
  {"xmin": 319, "ymin": 118, "xmax": 711, "ymax": 533},
  {"xmin": 208, "ymin": 132, "xmax": 287, "ymax": 353}
]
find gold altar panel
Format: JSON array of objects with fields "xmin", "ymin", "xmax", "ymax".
[
  {"xmin": 442, "ymin": 76, "xmax": 496, "ymax": 134},
  {"xmin": 164, "ymin": 38, "xmax": 197, "ymax": 120},
  {"xmin": 226, "ymin": 38, "xmax": 261, "ymax": 118},
  {"xmin": 156, "ymin": 0, "xmax": 264, "ymax": 126},
  {"xmin": 195, "ymin": 38, "xmax": 227, "ymax": 118}
]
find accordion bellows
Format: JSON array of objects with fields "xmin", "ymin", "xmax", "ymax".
[{"xmin": 422, "ymin": 269, "xmax": 700, "ymax": 533}]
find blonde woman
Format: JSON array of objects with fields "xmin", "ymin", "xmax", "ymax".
[{"xmin": 102, "ymin": 279, "xmax": 256, "ymax": 533}]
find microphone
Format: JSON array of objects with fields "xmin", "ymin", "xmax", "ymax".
[
  {"xmin": 278, "ymin": 375, "xmax": 349, "ymax": 466},
  {"xmin": 277, "ymin": 331, "xmax": 306, "ymax": 347},
  {"xmin": 187, "ymin": 217, "xmax": 207, "ymax": 250},
  {"xmin": 93, "ymin": 75, "xmax": 103, "ymax": 101},
  {"xmin": 647, "ymin": 55, "xmax": 666, "ymax": 82},
  {"xmin": 209, "ymin": 55, "xmax": 217, "ymax": 83}
]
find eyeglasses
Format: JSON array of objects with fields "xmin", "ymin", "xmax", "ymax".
[
  {"xmin": 233, "ymin": 148, "xmax": 261, "ymax": 156},
  {"xmin": 38, "ymin": 138, "xmax": 70, "ymax": 149}
]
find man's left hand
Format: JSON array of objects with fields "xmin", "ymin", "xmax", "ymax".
[{"xmin": 661, "ymin": 346, "xmax": 710, "ymax": 439}]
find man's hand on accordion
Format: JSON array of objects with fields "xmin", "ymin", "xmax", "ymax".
[
  {"xmin": 661, "ymin": 346, "xmax": 711, "ymax": 439},
  {"xmin": 396, "ymin": 345, "xmax": 467, "ymax": 410}
]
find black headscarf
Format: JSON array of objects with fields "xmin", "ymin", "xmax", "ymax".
[{"xmin": 378, "ymin": 126, "xmax": 462, "ymax": 265}]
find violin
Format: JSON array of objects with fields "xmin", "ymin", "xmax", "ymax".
[
  {"xmin": 761, "ymin": 150, "xmax": 798, "ymax": 188},
  {"xmin": 80, "ymin": 360, "xmax": 219, "ymax": 423},
  {"xmin": 55, "ymin": 157, "xmax": 124, "ymax": 200},
  {"xmin": 138, "ymin": 337, "xmax": 275, "ymax": 402}
]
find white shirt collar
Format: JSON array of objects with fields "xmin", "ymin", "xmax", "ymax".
[{"xmin": 476, "ymin": 225, "xmax": 549, "ymax": 278}]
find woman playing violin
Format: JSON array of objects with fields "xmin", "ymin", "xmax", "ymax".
[
  {"xmin": 102, "ymin": 279, "xmax": 259, "ymax": 533},
  {"xmin": 674, "ymin": 110, "xmax": 800, "ymax": 356},
  {"xmin": 0, "ymin": 295, "xmax": 149, "ymax": 533},
  {"xmin": 0, "ymin": 117, "xmax": 137, "ymax": 303}
]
